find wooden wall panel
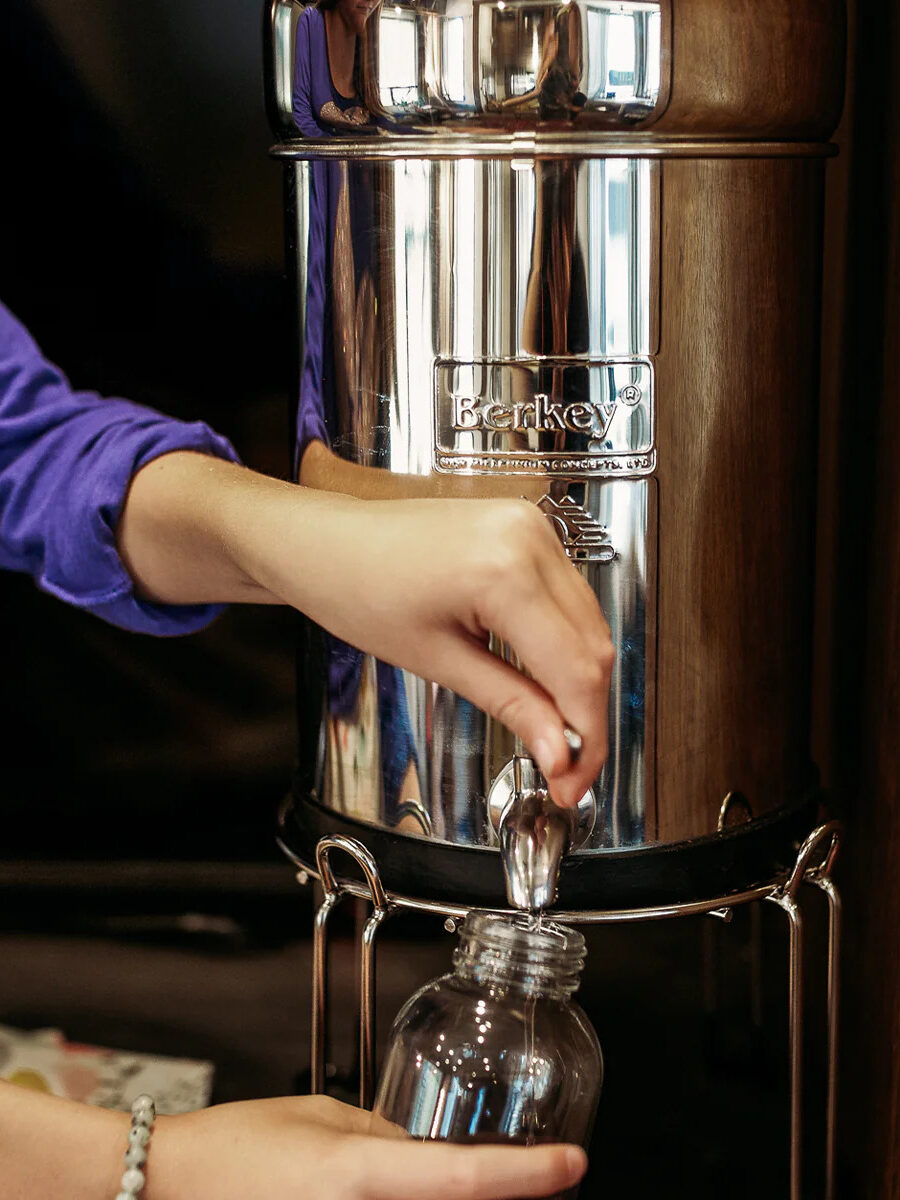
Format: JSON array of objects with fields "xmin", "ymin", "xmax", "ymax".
[
  {"xmin": 655, "ymin": 0, "xmax": 846, "ymax": 137},
  {"xmin": 654, "ymin": 157, "xmax": 823, "ymax": 841}
]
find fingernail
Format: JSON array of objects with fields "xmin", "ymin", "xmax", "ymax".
[
  {"xmin": 563, "ymin": 727, "xmax": 582, "ymax": 766},
  {"xmin": 533, "ymin": 736, "xmax": 559, "ymax": 777}
]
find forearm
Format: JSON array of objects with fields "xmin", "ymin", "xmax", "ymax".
[
  {"xmin": 0, "ymin": 1080, "xmax": 127, "ymax": 1199},
  {"xmin": 117, "ymin": 450, "xmax": 356, "ymax": 609},
  {"xmin": 298, "ymin": 439, "xmax": 547, "ymax": 502}
]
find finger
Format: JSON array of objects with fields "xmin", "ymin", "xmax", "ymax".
[
  {"xmin": 533, "ymin": 549, "xmax": 616, "ymax": 798},
  {"xmin": 527, "ymin": 517, "xmax": 616, "ymax": 705},
  {"xmin": 520, "ymin": 507, "xmax": 604, "ymax": 623},
  {"xmin": 357, "ymin": 1138, "xmax": 587, "ymax": 1200},
  {"xmin": 473, "ymin": 502, "xmax": 613, "ymax": 806},
  {"xmin": 478, "ymin": 582, "xmax": 613, "ymax": 806},
  {"xmin": 539, "ymin": 536, "xmax": 613, "ymax": 644},
  {"xmin": 420, "ymin": 632, "xmax": 596, "ymax": 809}
]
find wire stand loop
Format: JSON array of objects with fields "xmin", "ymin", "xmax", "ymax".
[
  {"xmin": 309, "ymin": 835, "xmax": 393, "ymax": 1107},
  {"xmin": 768, "ymin": 819, "xmax": 843, "ymax": 1200}
]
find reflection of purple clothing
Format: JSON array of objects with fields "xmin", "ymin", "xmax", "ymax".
[
  {"xmin": 0, "ymin": 301, "xmax": 239, "ymax": 635},
  {"xmin": 292, "ymin": 8, "xmax": 377, "ymax": 466},
  {"xmin": 295, "ymin": 159, "xmax": 338, "ymax": 467},
  {"xmin": 327, "ymin": 632, "xmax": 418, "ymax": 815},
  {"xmin": 294, "ymin": 156, "xmax": 377, "ymax": 468},
  {"xmin": 292, "ymin": 6, "xmax": 361, "ymax": 138},
  {"xmin": 291, "ymin": 11, "xmax": 417, "ymax": 808},
  {"xmin": 292, "ymin": 8, "xmax": 361, "ymax": 465}
]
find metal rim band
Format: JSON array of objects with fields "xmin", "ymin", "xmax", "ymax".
[
  {"xmin": 270, "ymin": 136, "xmax": 837, "ymax": 162},
  {"xmin": 280, "ymin": 788, "xmax": 821, "ymax": 910}
]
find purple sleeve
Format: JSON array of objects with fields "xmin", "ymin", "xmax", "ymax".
[
  {"xmin": 0, "ymin": 300, "xmax": 241, "ymax": 636},
  {"xmin": 292, "ymin": 8, "xmax": 327, "ymax": 138}
]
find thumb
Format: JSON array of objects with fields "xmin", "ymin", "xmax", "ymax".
[{"xmin": 359, "ymin": 1138, "xmax": 587, "ymax": 1200}]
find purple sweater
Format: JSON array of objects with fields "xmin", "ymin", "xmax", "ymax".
[{"xmin": 0, "ymin": 301, "xmax": 239, "ymax": 635}]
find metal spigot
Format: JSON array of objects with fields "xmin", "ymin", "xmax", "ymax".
[
  {"xmin": 488, "ymin": 644, "xmax": 597, "ymax": 910},
  {"xmin": 488, "ymin": 743, "xmax": 596, "ymax": 911}
]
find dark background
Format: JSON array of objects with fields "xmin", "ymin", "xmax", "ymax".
[
  {"xmin": 0, "ymin": 0, "xmax": 297, "ymax": 877},
  {"xmin": 0, "ymin": 1, "xmax": 897, "ymax": 1197}
]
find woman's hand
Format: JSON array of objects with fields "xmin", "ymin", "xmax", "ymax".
[
  {"xmin": 148, "ymin": 1094, "xmax": 587, "ymax": 1200},
  {"xmin": 118, "ymin": 453, "xmax": 614, "ymax": 808},
  {"xmin": 0, "ymin": 1082, "xmax": 585, "ymax": 1200}
]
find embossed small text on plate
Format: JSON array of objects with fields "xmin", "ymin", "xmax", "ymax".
[{"xmin": 433, "ymin": 358, "xmax": 655, "ymax": 476}]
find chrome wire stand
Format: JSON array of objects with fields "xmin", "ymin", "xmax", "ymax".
[{"xmin": 280, "ymin": 820, "xmax": 842, "ymax": 1200}]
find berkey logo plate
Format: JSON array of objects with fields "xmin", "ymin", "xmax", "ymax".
[{"xmin": 433, "ymin": 358, "xmax": 655, "ymax": 476}]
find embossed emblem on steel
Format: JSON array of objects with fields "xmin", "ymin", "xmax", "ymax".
[
  {"xmin": 538, "ymin": 495, "xmax": 616, "ymax": 563},
  {"xmin": 434, "ymin": 359, "xmax": 655, "ymax": 476}
]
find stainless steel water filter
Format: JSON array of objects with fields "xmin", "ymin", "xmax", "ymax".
[{"xmin": 267, "ymin": 0, "xmax": 845, "ymax": 908}]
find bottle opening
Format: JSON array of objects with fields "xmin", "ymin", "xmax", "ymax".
[{"xmin": 453, "ymin": 911, "xmax": 586, "ymax": 996}]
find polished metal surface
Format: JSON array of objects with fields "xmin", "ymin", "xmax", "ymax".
[
  {"xmin": 493, "ymin": 754, "xmax": 597, "ymax": 908},
  {"xmin": 267, "ymin": 0, "xmax": 303, "ymax": 139},
  {"xmin": 488, "ymin": 755, "xmax": 596, "ymax": 852},
  {"xmin": 272, "ymin": 3, "xmax": 826, "ymax": 862},
  {"xmin": 290, "ymin": 151, "xmax": 655, "ymax": 851},
  {"xmin": 280, "ymin": 0, "xmax": 657, "ymax": 852},
  {"xmin": 312, "ymin": 835, "xmax": 393, "ymax": 1106},
  {"xmin": 434, "ymin": 356, "xmax": 655, "ymax": 475},
  {"xmin": 767, "ymin": 821, "xmax": 843, "ymax": 1200},
  {"xmin": 271, "ymin": 0, "xmax": 666, "ymax": 135},
  {"xmin": 270, "ymin": 136, "xmax": 838, "ymax": 160},
  {"xmin": 278, "ymin": 826, "xmax": 841, "ymax": 926},
  {"xmin": 816, "ymin": 871, "xmax": 841, "ymax": 1200}
]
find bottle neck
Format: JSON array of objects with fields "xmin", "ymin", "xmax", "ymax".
[{"xmin": 453, "ymin": 913, "xmax": 586, "ymax": 1000}]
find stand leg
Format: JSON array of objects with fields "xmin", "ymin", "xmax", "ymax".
[
  {"xmin": 360, "ymin": 906, "xmax": 390, "ymax": 1109},
  {"xmin": 311, "ymin": 835, "xmax": 392, "ymax": 1107},
  {"xmin": 771, "ymin": 893, "xmax": 804, "ymax": 1200},
  {"xmin": 312, "ymin": 890, "xmax": 341, "ymax": 1095},
  {"xmin": 814, "ymin": 875, "xmax": 842, "ymax": 1200}
]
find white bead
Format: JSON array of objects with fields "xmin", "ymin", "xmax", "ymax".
[
  {"xmin": 131, "ymin": 1094, "xmax": 156, "ymax": 1120},
  {"xmin": 132, "ymin": 1109, "xmax": 154, "ymax": 1128},
  {"xmin": 116, "ymin": 1193, "xmax": 133, "ymax": 1200},
  {"xmin": 120, "ymin": 1166, "xmax": 146, "ymax": 1193},
  {"xmin": 128, "ymin": 1124, "xmax": 151, "ymax": 1146},
  {"xmin": 124, "ymin": 1144, "xmax": 148, "ymax": 1167}
]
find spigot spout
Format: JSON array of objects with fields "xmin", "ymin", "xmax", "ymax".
[
  {"xmin": 488, "ymin": 644, "xmax": 597, "ymax": 909},
  {"xmin": 498, "ymin": 755, "xmax": 577, "ymax": 911}
]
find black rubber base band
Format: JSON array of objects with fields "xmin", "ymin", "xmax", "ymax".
[{"xmin": 279, "ymin": 789, "xmax": 822, "ymax": 910}]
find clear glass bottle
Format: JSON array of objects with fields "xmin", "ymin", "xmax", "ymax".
[{"xmin": 375, "ymin": 912, "xmax": 602, "ymax": 1173}]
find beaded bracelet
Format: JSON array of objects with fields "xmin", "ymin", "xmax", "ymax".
[{"xmin": 115, "ymin": 1094, "xmax": 156, "ymax": 1199}]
